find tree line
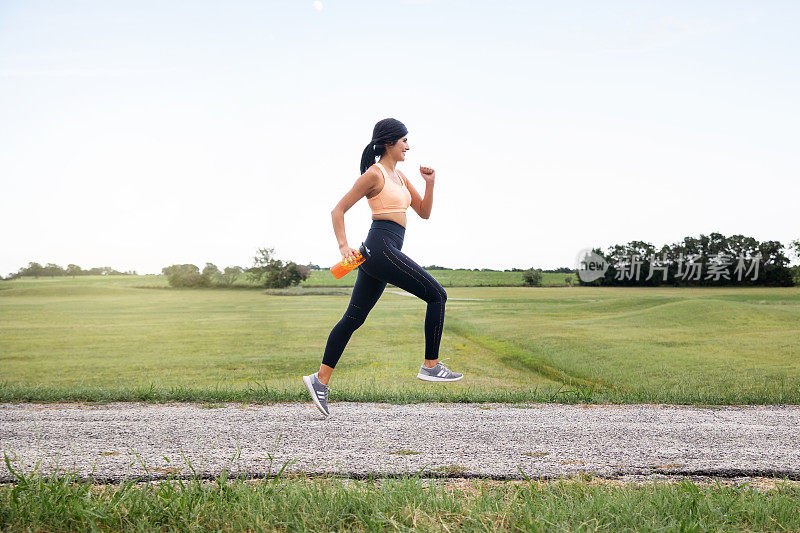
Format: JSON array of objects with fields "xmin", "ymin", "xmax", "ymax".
[
  {"xmin": 4, "ymin": 263, "xmax": 135, "ymax": 279},
  {"xmin": 579, "ymin": 234, "xmax": 800, "ymax": 287},
  {"xmin": 162, "ymin": 247, "xmax": 310, "ymax": 289},
  {"xmin": 1, "ymin": 259, "xmax": 567, "ymax": 285}
]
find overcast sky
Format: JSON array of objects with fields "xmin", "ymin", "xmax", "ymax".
[{"xmin": 1, "ymin": 0, "xmax": 798, "ymax": 275}]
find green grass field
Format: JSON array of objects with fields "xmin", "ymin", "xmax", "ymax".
[
  {"xmin": 1, "ymin": 275, "xmax": 798, "ymax": 404},
  {"xmin": 2, "ymin": 468, "xmax": 799, "ymax": 532},
  {"xmin": 301, "ymin": 268, "xmax": 577, "ymax": 287},
  {"xmin": 167, "ymin": 268, "xmax": 577, "ymax": 288}
]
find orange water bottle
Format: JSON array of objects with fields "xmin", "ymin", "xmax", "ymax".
[{"xmin": 330, "ymin": 243, "xmax": 371, "ymax": 279}]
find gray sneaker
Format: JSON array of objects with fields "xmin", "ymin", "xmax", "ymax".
[
  {"xmin": 302, "ymin": 372, "xmax": 331, "ymax": 416},
  {"xmin": 416, "ymin": 358, "xmax": 463, "ymax": 382}
]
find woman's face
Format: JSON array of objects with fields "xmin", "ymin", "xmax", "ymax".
[{"xmin": 386, "ymin": 135, "xmax": 409, "ymax": 162}]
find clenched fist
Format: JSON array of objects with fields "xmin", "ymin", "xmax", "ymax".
[{"xmin": 420, "ymin": 165, "xmax": 435, "ymax": 184}]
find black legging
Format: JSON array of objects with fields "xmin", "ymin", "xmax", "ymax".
[{"xmin": 322, "ymin": 219, "xmax": 447, "ymax": 368}]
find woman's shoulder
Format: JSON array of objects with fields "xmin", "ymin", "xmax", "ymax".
[
  {"xmin": 370, "ymin": 162, "xmax": 387, "ymax": 176},
  {"xmin": 364, "ymin": 164, "xmax": 384, "ymax": 182},
  {"xmin": 361, "ymin": 165, "xmax": 384, "ymax": 198}
]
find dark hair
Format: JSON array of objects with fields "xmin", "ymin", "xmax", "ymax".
[{"xmin": 360, "ymin": 118, "xmax": 408, "ymax": 174}]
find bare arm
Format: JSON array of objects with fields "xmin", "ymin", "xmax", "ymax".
[
  {"xmin": 399, "ymin": 166, "xmax": 435, "ymax": 219},
  {"xmin": 331, "ymin": 168, "xmax": 381, "ymax": 261}
]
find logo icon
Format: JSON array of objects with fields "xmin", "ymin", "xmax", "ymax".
[{"xmin": 576, "ymin": 248, "xmax": 608, "ymax": 282}]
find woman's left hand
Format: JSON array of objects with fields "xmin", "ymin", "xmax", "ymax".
[{"xmin": 420, "ymin": 166, "xmax": 435, "ymax": 184}]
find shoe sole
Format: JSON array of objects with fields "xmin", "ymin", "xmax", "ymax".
[
  {"xmin": 416, "ymin": 373, "xmax": 464, "ymax": 382},
  {"xmin": 302, "ymin": 375, "xmax": 330, "ymax": 417}
]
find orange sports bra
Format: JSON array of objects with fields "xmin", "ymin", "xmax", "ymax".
[{"xmin": 367, "ymin": 162, "xmax": 412, "ymax": 215}]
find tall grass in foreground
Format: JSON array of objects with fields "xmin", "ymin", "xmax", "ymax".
[
  {"xmin": 2, "ymin": 458, "xmax": 799, "ymax": 532},
  {"xmin": 0, "ymin": 380, "xmax": 611, "ymax": 404},
  {"xmin": 4, "ymin": 379, "xmax": 800, "ymax": 405}
]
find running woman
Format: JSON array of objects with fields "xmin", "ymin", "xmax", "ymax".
[{"xmin": 303, "ymin": 118, "xmax": 463, "ymax": 417}]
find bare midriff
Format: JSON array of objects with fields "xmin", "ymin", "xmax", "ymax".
[{"xmin": 371, "ymin": 212, "xmax": 406, "ymax": 227}]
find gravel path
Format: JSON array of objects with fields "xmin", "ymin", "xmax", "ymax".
[{"xmin": 2, "ymin": 402, "xmax": 799, "ymax": 483}]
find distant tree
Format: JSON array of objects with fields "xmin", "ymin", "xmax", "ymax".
[
  {"xmin": 66, "ymin": 264, "xmax": 83, "ymax": 277},
  {"xmin": 791, "ymin": 239, "xmax": 800, "ymax": 261},
  {"xmin": 246, "ymin": 248, "xmax": 280, "ymax": 287},
  {"xmin": 42, "ymin": 263, "xmax": 65, "ymax": 277},
  {"xmin": 22, "ymin": 262, "xmax": 44, "ymax": 278},
  {"xmin": 565, "ymin": 275, "xmax": 573, "ymax": 287},
  {"xmin": 98, "ymin": 266, "xmax": 125, "ymax": 276},
  {"xmin": 246, "ymin": 247, "xmax": 310, "ymax": 288},
  {"xmin": 306, "ymin": 262, "xmax": 321, "ymax": 270},
  {"xmin": 791, "ymin": 240, "xmax": 800, "ymax": 285},
  {"xmin": 286, "ymin": 262, "xmax": 311, "ymax": 285},
  {"xmin": 523, "ymin": 268, "xmax": 543, "ymax": 287},
  {"xmin": 218, "ymin": 266, "xmax": 243, "ymax": 287},
  {"xmin": 162, "ymin": 264, "xmax": 210, "ymax": 288},
  {"xmin": 202, "ymin": 263, "xmax": 221, "ymax": 282}
]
